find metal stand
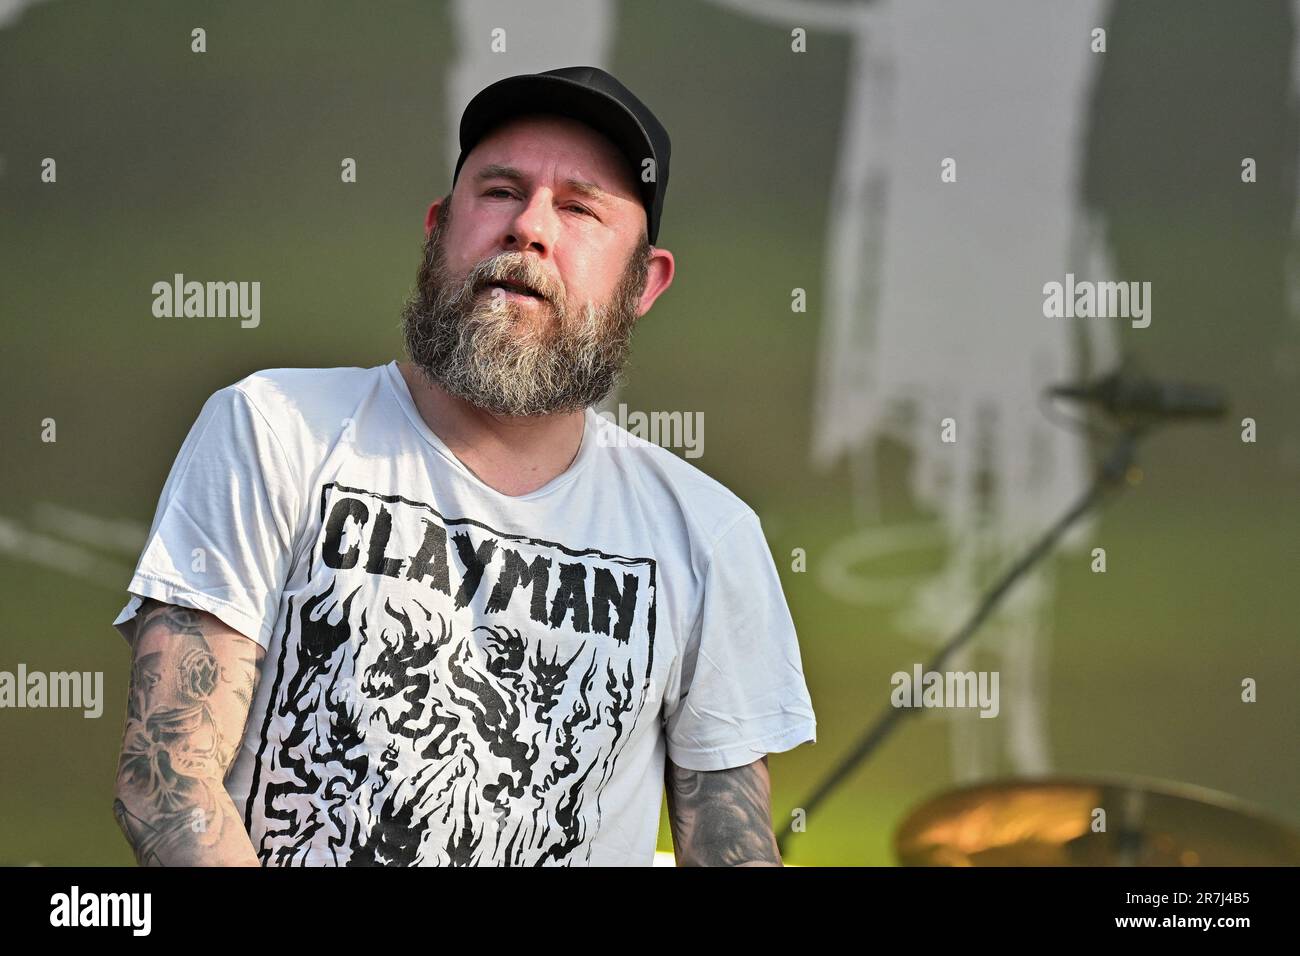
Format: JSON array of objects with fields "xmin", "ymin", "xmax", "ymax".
[{"xmin": 777, "ymin": 422, "xmax": 1150, "ymax": 856}]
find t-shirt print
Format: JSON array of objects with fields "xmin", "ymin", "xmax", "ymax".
[{"xmin": 249, "ymin": 482, "xmax": 659, "ymax": 866}]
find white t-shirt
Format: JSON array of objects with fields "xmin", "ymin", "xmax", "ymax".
[{"xmin": 112, "ymin": 361, "xmax": 817, "ymax": 866}]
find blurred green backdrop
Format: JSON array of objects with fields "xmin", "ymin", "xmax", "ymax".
[{"xmin": 0, "ymin": 0, "xmax": 1296, "ymax": 865}]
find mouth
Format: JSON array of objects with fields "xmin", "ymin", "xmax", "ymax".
[{"xmin": 484, "ymin": 278, "xmax": 546, "ymax": 302}]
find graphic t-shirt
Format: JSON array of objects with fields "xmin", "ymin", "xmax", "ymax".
[{"xmin": 111, "ymin": 361, "xmax": 817, "ymax": 866}]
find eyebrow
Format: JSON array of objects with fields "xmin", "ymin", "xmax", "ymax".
[{"xmin": 474, "ymin": 164, "xmax": 615, "ymax": 207}]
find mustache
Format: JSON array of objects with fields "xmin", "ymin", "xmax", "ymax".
[{"xmin": 446, "ymin": 251, "xmax": 566, "ymax": 311}]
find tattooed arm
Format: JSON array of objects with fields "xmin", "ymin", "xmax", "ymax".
[
  {"xmin": 664, "ymin": 755, "xmax": 783, "ymax": 866},
  {"xmin": 111, "ymin": 599, "xmax": 265, "ymax": 866}
]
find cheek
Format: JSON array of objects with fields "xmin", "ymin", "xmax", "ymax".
[
  {"xmin": 443, "ymin": 218, "xmax": 489, "ymax": 274},
  {"xmin": 560, "ymin": 253, "xmax": 617, "ymax": 302}
]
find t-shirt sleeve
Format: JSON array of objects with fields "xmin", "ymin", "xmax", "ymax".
[
  {"xmin": 110, "ymin": 383, "xmax": 301, "ymax": 650},
  {"xmin": 662, "ymin": 510, "xmax": 818, "ymax": 771}
]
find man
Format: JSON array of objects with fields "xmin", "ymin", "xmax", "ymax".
[{"xmin": 110, "ymin": 66, "xmax": 817, "ymax": 867}]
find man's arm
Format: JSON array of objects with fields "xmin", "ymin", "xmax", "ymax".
[
  {"xmin": 111, "ymin": 599, "xmax": 265, "ymax": 866},
  {"xmin": 664, "ymin": 755, "xmax": 782, "ymax": 866}
]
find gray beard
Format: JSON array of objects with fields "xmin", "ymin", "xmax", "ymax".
[{"xmin": 400, "ymin": 225, "xmax": 648, "ymax": 417}]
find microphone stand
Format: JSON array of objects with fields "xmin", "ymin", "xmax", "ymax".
[{"xmin": 777, "ymin": 419, "xmax": 1152, "ymax": 857}]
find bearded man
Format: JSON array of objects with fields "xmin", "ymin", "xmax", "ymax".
[{"xmin": 110, "ymin": 66, "xmax": 817, "ymax": 867}]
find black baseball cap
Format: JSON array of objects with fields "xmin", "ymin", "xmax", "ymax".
[{"xmin": 452, "ymin": 66, "xmax": 671, "ymax": 245}]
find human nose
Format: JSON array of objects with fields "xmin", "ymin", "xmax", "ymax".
[{"xmin": 499, "ymin": 189, "xmax": 558, "ymax": 256}]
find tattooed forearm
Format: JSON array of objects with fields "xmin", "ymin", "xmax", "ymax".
[
  {"xmin": 111, "ymin": 599, "xmax": 265, "ymax": 866},
  {"xmin": 664, "ymin": 756, "xmax": 782, "ymax": 866}
]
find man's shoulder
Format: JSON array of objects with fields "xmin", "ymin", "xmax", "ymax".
[
  {"xmin": 228, "ymin": 364, "xmax": 382, "ymax": 403},
  {"xmin": 588, "ymin": 409, "xmax": 757, "ymax": 547},
  {"xmin": 218, "ymin": 364, "xmax": 387, "ymax": 429}
]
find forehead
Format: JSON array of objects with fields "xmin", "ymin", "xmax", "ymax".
[{"xmin": 463, "ymin": 113, "xmax": 641, "ymax": 201}]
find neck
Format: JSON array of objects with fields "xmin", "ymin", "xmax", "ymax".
[{"xmin": 397, "ymin": 361, "xmax": 586, "ymax": 494}]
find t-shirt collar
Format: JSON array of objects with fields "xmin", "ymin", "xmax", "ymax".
[{"xmin": 383, "ymin": 360, "xmax": 597, "ymax": 501}]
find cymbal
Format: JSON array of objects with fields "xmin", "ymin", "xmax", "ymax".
[{"xmin": 894, "ymin": 775, "xmax": 1300, "ymax": 866}]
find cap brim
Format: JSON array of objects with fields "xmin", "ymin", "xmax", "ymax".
[{"xmin": 457, "ymin": 74, "xmax": 657, "ymax": 204}]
